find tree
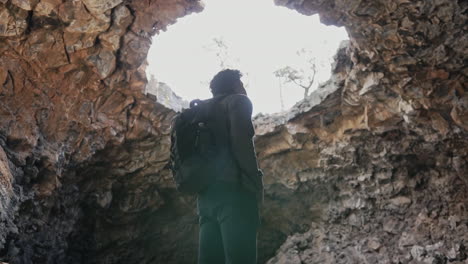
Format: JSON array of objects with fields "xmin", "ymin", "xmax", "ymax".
[
  {"xmin": 276, "ymin": 75, "xmax": 285, "ymax": 111},
  {"xmin": 203, "ymin": 37, "xmax": 251, "ymax": 90},
  {"xmin": 274, "ymin": 48, "xmax": 318, "ymax": 99},
  {"xmin": 204, "ymin": 37, "xmax": 237, "ymax": 69}
]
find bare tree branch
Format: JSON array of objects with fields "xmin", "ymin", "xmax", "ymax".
[{"xmin": 274, "ymin": 50, "xmax": 318, "ymax": 99}]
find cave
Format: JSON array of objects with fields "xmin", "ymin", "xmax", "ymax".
[{"xmin": 0, "ymin": 0, "xmax": 467, "ymax": 264}]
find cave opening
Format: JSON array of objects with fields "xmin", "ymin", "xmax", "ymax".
[{"xmin": 145, "ymin": 0, "xmax": 348, "ymax": 114}]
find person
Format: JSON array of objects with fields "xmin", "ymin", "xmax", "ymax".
[{"xmin": 197, "ymin": 69, "xmax": 264, "ymax": 264}]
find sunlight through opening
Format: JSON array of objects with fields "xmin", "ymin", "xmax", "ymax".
[{"xmin": 146, "ymin": 0, "xmax": 348, "ymax": 114}]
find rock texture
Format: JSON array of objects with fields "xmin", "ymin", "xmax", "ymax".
[
  {"xmin": 0, "ymin": 0, "xmax": 467, "ymax": 264},
  {"xmin": 0, "ymin": 0, "xmax": 204, "ymax": 263},
  {"xmin": 146, "ymin": 74, "xmax": 188, "ymax": 112},
  {"xmin": 262, "ymin": 0, "xmax": 468, "ymax": 263}
]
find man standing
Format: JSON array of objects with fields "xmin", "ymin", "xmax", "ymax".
[{"xmin": 197, "ymin": 69, "xmax": 263, "ymax": 264}]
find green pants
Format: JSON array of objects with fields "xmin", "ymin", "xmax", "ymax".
[{"xmin": 197, "ymin": 182, "xmax": 260, "ymax": 264}]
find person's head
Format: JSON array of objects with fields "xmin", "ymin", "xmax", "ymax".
[{"xmin": 209, "ymin": 69, "xmax": 246, "ymax": 96}]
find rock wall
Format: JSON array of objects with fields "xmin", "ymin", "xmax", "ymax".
[
  {"xmin": 0, "ymin": 0, "xmax": 203, "ymax": 263},
  {"xmin": 262, "ymin": 0, "xmax": 468, "ymax": 263},
  {"xmin": 146, "ymin": 74, "xmax": 188, "ymax": 112},
  {"xmin": 0, "ymin": 0, "xmax": 467, "ymax": 263}
]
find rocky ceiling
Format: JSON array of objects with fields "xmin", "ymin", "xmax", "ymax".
[{"xmin": 0, "ymin": 0, "xmax": 467, "ymax": 263}]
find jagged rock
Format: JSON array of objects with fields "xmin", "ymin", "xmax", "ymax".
[
  {"xmin": 130, "ymin": 0, "xmax": 204, "ymax": 36},
  {"xmin": 146, "ymin": 75, "xmax": 189, "ymax": 112},
  {"xmin": 59, "ymin": 0, "xmax": 110, "ymax": 53},
  {"xmin": 63, "ymin": 31, "xmax": 99, "ymax": 53},
  {"xmin": 22, "ymin": 29, "xmax": 69, "ymax": 68},
  {"xmin": 119, "ymin": 32, "xmax": 151, "ymax": 69},
  {"xmin": 33, "ymin": 0, "xmax": 61, "ymax": 17},
  {"xmin": 11, "ymin": 0, "xmax": 38, "ymax": 10},
  {"xmin": 0, "ymin": 1, "xmax": 203, "ymax": 261},
  {"xmin": 66, "ymin": 16, "xmax": 109, "ymax": 33},
  {"xmin": 61, "ymin": 1, "xmax": 110, "ymax": 33},
  {"xmin": 0, "ymin": 3, "xmax": 28, "ymax": 37},
  {"xmin": 81, "ymin": 0, "xmax": 122, "ymax": 15},
  {"xmin": 86, "ymin": 48, "xmax": 116, "ymax": 79},
  {"xmin": 98, "ymin": 5, "xmax": 133, "ymax": 51}
]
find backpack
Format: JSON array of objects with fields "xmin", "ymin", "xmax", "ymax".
[{"xmin": 169, "ymin": 97, "xmax": 226, "ymax": 194}]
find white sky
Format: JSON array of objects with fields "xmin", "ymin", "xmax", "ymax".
[{"xmin": 147, "ymin": 0, "xmax": 348, "ymax": 114}]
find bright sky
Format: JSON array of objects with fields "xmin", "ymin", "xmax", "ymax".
[{"xmin": 147, "ymin": 0, "xmax": 348, "ymax": 114}]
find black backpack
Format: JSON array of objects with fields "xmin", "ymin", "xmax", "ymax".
[{"xmin": 169, "ymin": 97, "xmax": 226, "ymax": 194}]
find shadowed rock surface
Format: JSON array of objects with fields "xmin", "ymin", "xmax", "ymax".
[{"xmin": 0, "ymin": 0, "xmax": 467, "ymax": 264}]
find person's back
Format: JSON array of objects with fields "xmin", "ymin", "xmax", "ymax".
[{"xmin": 197, "ymin": 69, "xmax": 263, "ymax": 264}]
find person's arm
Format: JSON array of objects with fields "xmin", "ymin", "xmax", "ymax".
[{"xmin": 227, "ymin": 95, "xmax": 263, "ymax": 191}]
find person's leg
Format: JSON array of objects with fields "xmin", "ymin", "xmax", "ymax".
[
  {"xmin": 198, "ymin": 215, "xmax": 225, "ymax": 264},
  {"xmin": 220, "ymin": 216, "xmax": 257, "ymax": 264},
  {"xmin": 218, "ymin": 192, "xmax": 259, "ymax": 264}
]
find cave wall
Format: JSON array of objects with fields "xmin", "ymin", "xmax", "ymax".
[
  {"xmin": 261, "ymin": 0, "xmax": 468, "ymax": 263},
  {"xmin": 0, "ymin": 0, "xmax": 203, "ymax": 263},
  {"xmin": 0, "ymin": 0, "xmax": 467, "ymax": 263}
]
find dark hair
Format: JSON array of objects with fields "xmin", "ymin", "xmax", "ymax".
[{"xmin": 209, "ymin": 69, "xmax": 243, "ymax": 95}]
